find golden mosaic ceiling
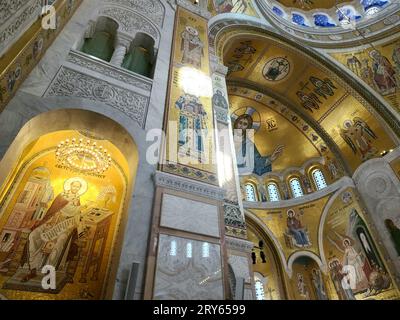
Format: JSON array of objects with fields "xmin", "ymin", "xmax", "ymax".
[
  {"xmin": 275, "ymin": 0, "xmax": 349, "ymax": 11},
  {"xmin": 222, "ymin": 30, "xmax": 396, "ymax": 173},
  {"xmin": 229, "ymin": 90, "xmax": 330, "ymax": 173}
]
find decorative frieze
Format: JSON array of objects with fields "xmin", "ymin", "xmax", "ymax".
[
  {"xmin": 45, "ymin": 67, "xmax": 149, "ymax": 128},
  {"xmin": 225, "ymin": 236, "xmax": 254, "ymax": 253},
  {"xmin": 66, "ymin": 50, "xmax": 153, "ymax": 91},
  {"xmin": 154, "ymin": 171, "xmax": 225, "ymax": 201},
  {"xmin": 0, "ymin": 0, "xmax": 30, "ymax": 25},
  {"xmin": 0, "ymin": 0, "xmax": 42, "ymax": 55},
  {"xmin": 99, "ymin": 6, "xmax": 159, "ymax": 40},
  {"xmin": 107, "ymin": 0, "xmax": 165, "ymax": 27}
]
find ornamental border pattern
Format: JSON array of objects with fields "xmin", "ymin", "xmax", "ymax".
[
  {"xmin": 45, "ymin": 66, "xmax": 149, "ymax": 128},
  {"xmin": 66, "ymin": 50, "xmax": 153, "ymax": 91},
  {"xmin": 154, "ymin": 171, "xmax": 225, "ymax": 201}
]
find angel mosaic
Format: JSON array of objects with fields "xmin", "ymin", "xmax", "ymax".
[{"xmin": 339, "ymin": 117, "xmax": 378, "ymax": 161}]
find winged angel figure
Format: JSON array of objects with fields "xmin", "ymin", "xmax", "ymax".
[{"xmin": 340, "ymin": 117, "xmax": 378, "ymax": 161}]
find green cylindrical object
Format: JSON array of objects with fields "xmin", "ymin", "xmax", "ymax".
[
  {"xmin": 81, "ymin": 31, "xmax": 115, "ymax": 62},
  {"xmin": 122, "ymin": 46, "xmax": 152, "ymax": 78}
]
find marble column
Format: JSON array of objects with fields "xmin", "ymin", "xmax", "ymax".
[
  {"xmin": 210, "ymin": 54, "xmax": 256, "ymax": 300},
  {"xmin": 110, "ymin": 35, "xmax": 130, "ymax": 67}
]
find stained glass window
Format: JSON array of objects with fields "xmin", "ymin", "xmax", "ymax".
[
  {"xmin": 245, "ymin": 183, "xmax": 257, "ymax": 202},
  {"xmin": 337, "ymin": 6, "xmax": 362, "ymax": 23},
  {"xmin": 290, "ymin": 178, "xmax": 304, "ymax": 198},
  {"xmin": 272, "ymin": 6, "xmax": 285, "ymax": 17},
  {"xmin": 313, "ymin": 13, "xmax": 337, "ymax": 27},
  {"xmin": 312, "ymin": 169, "xmax": 328, "ymax": 190},
  {"xmin": 361, "ymin": 0, "xmax": 389, "ymax": 15},
  {"xmin": 292, "ymin": 13, "xmax": 309, "ymax": 27},
  {"xmin": 267, "ymin": 183, "xmax": 281, "ymax": 202}
]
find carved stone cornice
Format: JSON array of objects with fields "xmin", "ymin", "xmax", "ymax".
[
  {"xmin": 225, "ymin": 236, "xmax": 254, "ymax": 253},
  {"xmin": 45, "ymin": 66, "xmax": 150, "ymax": 128},
  {"xmin": 154, "ymin": 171, "xmax": 225, "ymax": 200},
  {"xmin": 105, "ymin": 0, "xmax": 165, "ymax": 28},
  {"xmin": 99, "ymin": 5, "xmax": 160, "ymax": 40},
  {"xmin": 66, "ymin": 50, "xmax": 153, "ymax": 91},
  {"xmin": 210, "ymin": 54, "xmax": 228, "ymax": 77},
  {"xmin": 0, "ymin": 0, "xmax": 42, "ymax": 56}
]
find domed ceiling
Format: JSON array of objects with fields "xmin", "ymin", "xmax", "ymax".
[
  {"xmin": 220, "ymin": 28, "xmax": 397, "ymax": 174},
  {"xmin": 276, "ymin": 0, "xmax": 349, "ymax": 11}
]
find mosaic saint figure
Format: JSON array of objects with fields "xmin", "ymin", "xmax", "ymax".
[
  {"xmin": 232, "ymin": 108, "xmax": 284, "ymax": 176},
  {"xmin": 360, "ymin": 59, "xmax": 377, "ymax": 89},
  {"xmin": 342, "ymin": 238, "xmax": 369, "ymax": 290},
  {"xmin": 393, "ymin": 43, "xmax": 400, "ymax": 80},
  {"xmin": 297, "ymin": 273, "xmax": 310, "ymax": 300},
  {"xmin": 370, "ymin": 50, "xmax": 397, "ymax": 95},
  {"xmin": 214, "ymin": 0, "xmax": 234, "ymax": 13},
  {"xmin": 20, "ymin": 177, "xmax": 88, "ymax": 283},
  {"xmin": 181, "ymin": 26, "xmax": 204, "ymax": 69},
  {"xmin": 212, "ymin": 90, "xmax": 228, "ymax": 109},
  {"xmin": 286, "ymin": 209, "xmax": 310, "ymax": 247},
  {"xmin": 340, "ymin": 117, "xmax": 378, "ymax": 161},
  {"xmin": 329, "ymin": 259, "xmax": 356, "ymax": 300},
  {"xmin": 175, "ymin": 94, "xmax": 208, "ymax": 162},
  {"xmin": 347, "ymin": 55, "xmax": 362, "ymax": 76},
  {"xmin": 312, "ymin": 269, "xmax": 328, "ymax": 300}
]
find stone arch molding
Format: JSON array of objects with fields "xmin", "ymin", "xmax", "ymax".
[
  {"xmin": 104, "ymin": 0, "xmax": 165, "ymax": 28},
  {"xmin": 245, "ymin": 209, "xmax": 290, "ymax": 276},
  {"xmin": 97, "ymin": 5, "xmax": 161, "ymax": 43},
  {"xmin": 287, "ymin": 251, "xmax": 325, "ymax": 279}
]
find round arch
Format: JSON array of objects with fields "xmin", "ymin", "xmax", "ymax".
[
  {"xmin": 210, "ymin": 16, "xmax": 400, "ymax": 142},
  {"xmin": 0, "ymin": 109, "xmax": 139, "ymax": 300},
  {"xmin": 246, "ymin": 211, "xmax": 289, "ymax": 299}
]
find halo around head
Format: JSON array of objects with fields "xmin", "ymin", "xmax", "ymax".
[
  {"xmin": 231, "ymin": 107, "xmax": 261, "ymax": 131},
  {"xmin": 64, "ymin": 177, "xmax": 88, "ymax": 196}
]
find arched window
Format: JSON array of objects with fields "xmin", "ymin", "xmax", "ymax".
[
  {"xmin": 272, "ymin": 6, "xmax": 286, "ymax": 18},
  {"xmin": 255, "ymin": 280, "xmax": 265, "ymax": 300},
  {"xmin": 337, "ymin": 6, "xmax": 362, "ymax": 23},
  {"xmin": 361, "ymin": 0, "xmax": 390, "ymax": 16},
  {"xmin": 289, "ymin": 178, "xmax": 304, "ymax": 198},
  {"xmin": 245, "ymin": 183, "xmax": 258, "ymax": 202},
  {"xmin": 81, "ymin": 17, "xmax": 118, "ymax": 62},
  {"xmin": 267, "ymin": 183, "xmax": 281, "ymax": 202},
  {"xmin": 313, "ymin": 13, "xmax": 337, "ymax": 27},
  {"xmin": 122, "ymin": 33, "xmax": 155, "ymax": 78},
  {"xmin": 292, "ymin": 13, "xmax": 310, "ymax": 27},
  {"xmin": 312, "ymin": 169, "xmax": 328, "ymax": 190}
]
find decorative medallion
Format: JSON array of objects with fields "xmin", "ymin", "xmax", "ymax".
[{"xmin": 262, "ymin": 57, "xmax": 290, "ymax": 82}]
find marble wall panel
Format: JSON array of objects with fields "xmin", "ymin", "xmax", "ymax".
[{"xmin": 153, "ymin": 234, "xmax": 224, "ymax": 300}]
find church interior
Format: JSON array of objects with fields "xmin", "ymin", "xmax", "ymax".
[{"xmin": 0, "ymin": 0, "xmax": 400, "ymax": 300}]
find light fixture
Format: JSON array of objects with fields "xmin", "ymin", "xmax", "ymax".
[{"xmin": 55, "ymin": 138, "xmax": 112, "ymax": 174}]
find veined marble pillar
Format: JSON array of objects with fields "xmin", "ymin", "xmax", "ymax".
[
  {"xmin": 144, "ymin": 2, "xmax": 228, "ymax": 300},
  {"xmin": 210, "ymin": 54, "xmax": 256, "ymax": 300},
  {"xmin": 110, "ymin": 36, "xmax": 130, "ymax": 67}
]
